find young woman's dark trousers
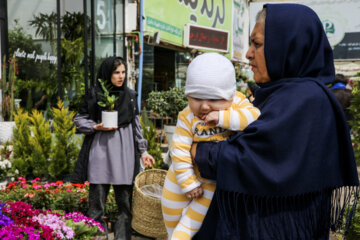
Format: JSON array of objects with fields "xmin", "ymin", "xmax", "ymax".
[{"xmin": 88, "ymin": 184, "xmax": 133, "ymax": 240}]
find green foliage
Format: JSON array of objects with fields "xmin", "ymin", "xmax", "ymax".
[
  {"xmin": 28, "ymin": 12, "xmax": 89, "ymax": 112},
  {"xmin": 140, "ymin": 109, "xmax": 164, "ymax": 169},
  {"xmin": 8, "ymin": 20, "xmax": 47, "ymax": 82},
  {"xmin": 349, "ymin": 81, "xmax": 360, "ymax": 165},
  {"xmin": 147, "ymin": 87, "xmax": 188, "ymax": 124},
  {"xmin": 29, "ymin": 12, "xmax": 57, "ymax": 43},
  {"xmin": 12, "ymin": 103, "xmax": 81, "ymax": 180},
  {"xmin": 29, "ymin": 109, "xmax": 52, "ymax": 178},
  {"xmin": 65, "ymin": 220, "xmax": 102, "ymax": 240},
  {"xmin": 49, "ymin": 100, "xmax": 81, "ymax": 180},
  {"xmin": 342, "ymin": 203, "xmax": 360, "ymax": 240},
  {"xmin": 12, "ymin": 109, "xmax": 32, "ymax": 176},
  {"xmin": 97, "ymin": 79, "xmax": 119, "ymax": 111}
]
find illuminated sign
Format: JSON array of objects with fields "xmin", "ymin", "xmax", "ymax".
[{"xmin": 183, "ymin": 24, "xmax": 229, "ymax": 52}]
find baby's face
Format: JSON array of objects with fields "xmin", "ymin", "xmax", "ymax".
[{"xmin": 188, "ymin": 96, "xmax": 232, "ymax": 119}]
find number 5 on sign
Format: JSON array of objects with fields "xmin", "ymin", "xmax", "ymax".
[{"xmin": 97, "ymin": 0, "xmax": 106, "ymax": 30}]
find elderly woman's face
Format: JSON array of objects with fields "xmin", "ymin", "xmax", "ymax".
[{"xmin": 246, "ymin": 22, "xmax": 271, "ymax": 83}]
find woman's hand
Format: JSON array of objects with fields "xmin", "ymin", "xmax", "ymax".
[
  {"xmin": 185, "ymin": 186, "xmax": 203, "ymax": 199},
  {"xmin": 93, "ymin": 122, "xmax": 118, "ymax": 131},
  {"xmin": 142, "ymin": 153, "xmax": 155, "ymax": 168}
]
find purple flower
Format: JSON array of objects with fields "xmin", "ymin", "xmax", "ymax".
[
  {"xmin": 64, "ymin": 212, "xmax": 105, "ymax": 232},
  {"xmin": 0, "ymin": 203, "xmax": 13, "ymax": 227},
  {"xmin": 33, "ymin": 213, "xmax": 75, "ymax": 239}
]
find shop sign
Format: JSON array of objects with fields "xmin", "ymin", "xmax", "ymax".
[
  {"xmin": 14, "ymin": 48, "xmax": 57, "ymax": 64},
  {"xmin": 232, "ymin": 0, "xmax": 249, "ymax": 60},
  {"xmin": 144, "ymin": 0, "xmax": 232, "ymax": 54},
  {"xmin": 184, "ymin": 24, "xmax": 229, "ymax": 52},
  {"xmin": 304, "ymin": 0, "xmax": 360, "ymax": 60},
  {"xmin": 250, "ymin": 1, "xmax": 360, "ymax": 60}
]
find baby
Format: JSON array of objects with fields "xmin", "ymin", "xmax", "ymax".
[{"xmin": 161, "ymin": 52, "xmax": 261, "ymax": 240}]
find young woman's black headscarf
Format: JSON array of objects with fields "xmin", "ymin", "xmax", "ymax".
[
  {"xmin": 194, "ymin": 4, "xmax": 358, "ymax": 239},
  {"xmin": 95, "ymin": 56, "xmax": 138, "ymax": 127}
]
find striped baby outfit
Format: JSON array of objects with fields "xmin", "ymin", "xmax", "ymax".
[{"xmin": 161, "ymin": 91, "xmax": 260, "ymax": 240}]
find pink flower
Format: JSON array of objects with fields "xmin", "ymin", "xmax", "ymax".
[
  {"xmin": 50, "ymin": 182, "xmax": 57, "ymax": 187},
  {"xmin": 32, "ymin": 184, "xmax": 42, "ymax": 190},
  {"xmin": 66, "ymin": 189, "xmax": 72, "ymax": 193},
  {"xmin": 24, "ymin": 193, "xmax": 35, "ymax": 198},
  {"xmin": 31, "ymin": 178, "xmax": 41, "ymax": 183},
  {"xmin": 43, "ymin": 183, "xmax": 50, "ymax": 189}
]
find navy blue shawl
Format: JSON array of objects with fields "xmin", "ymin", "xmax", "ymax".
[{"xmin": 194, "ymin": 4, "xmax": 358, "ymax": 239}]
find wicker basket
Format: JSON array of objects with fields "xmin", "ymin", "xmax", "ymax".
[{"xmin": 131, "ymin": 169, "xmax": 168, "ymax": 239}]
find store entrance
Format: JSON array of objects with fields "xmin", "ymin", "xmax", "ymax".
[{"xmin": 154, "ymin": 47, "xmax": 175, "ymax": 90}]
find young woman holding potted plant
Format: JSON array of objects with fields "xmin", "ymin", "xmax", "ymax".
[{"xmin": 71, "ymin": 56, "xmax": 155, "ymax": 239}]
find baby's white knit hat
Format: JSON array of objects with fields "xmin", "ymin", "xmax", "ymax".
[{"xmin": 185, "ymin": 52, "xmax": 236, "ymax": 100}]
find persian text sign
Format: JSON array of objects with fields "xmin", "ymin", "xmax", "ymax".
[
  {"xmin": 184, "ymin": 24, "xmax": 229, "ymax": 52},
  {"xmin": 144, "ymin": 0, "xmax": 232, "ymax": 53}
]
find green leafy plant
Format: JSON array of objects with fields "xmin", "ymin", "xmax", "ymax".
[
  {"xmin": 140, "ymin": 109, "xmax": 164, "ymax": 169},
  {"xmin": 28, "ymin": 109, "xmax": 52, "ymax": 178},
  {"xmin": 49, "ymin": 100, "xmax": 81, "ymax": 180},
  {"xmin": 349, "ymin": 79, "xmax": 360, "ymax": 165},
  {"xmin": 97, "ymin": 79, "xmax": 119, "ymax": 111},
  {"xmin": 12, "ymin": 109, "xmax": 32, "ymax": 176},
  {"xmin": 12, "ymin": 103, "xmax": 81, "ymax": 180},
  {"xmin": 147, "ymin": 87, "xmax": 188, "ymax": 124}
]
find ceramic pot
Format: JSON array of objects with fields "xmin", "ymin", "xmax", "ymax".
[
  {"xmin": 0, "ymin": 121, "xmax": 16, "ymax": 144},
  {"xmin": 102, "ymin": 111, "xmax": 118, "ymax": 128}
]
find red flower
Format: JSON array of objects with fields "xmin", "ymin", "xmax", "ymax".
[{"xmin": 55, "ymin": 181, "xmax": 63, "ymax": 186}]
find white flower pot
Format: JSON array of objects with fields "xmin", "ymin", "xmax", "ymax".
[
  {"xmin": 102, "ymin": 111, "xmax": 118, "ymax": 128},
  {"xmin": 0, "ymin": 121, "xmax": 16, "ymax": 144},
  {"xmin": 0, "ymin": 179, "xmax": 8, "ymax": 190},
  {"xmin": 164, "ymin": 124, "xmax": 176, "ymax": 147}
]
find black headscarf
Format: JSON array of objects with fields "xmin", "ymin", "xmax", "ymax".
[{"xmin": 95, "ymin": 56, "xmax": 138, "ymax": 127}]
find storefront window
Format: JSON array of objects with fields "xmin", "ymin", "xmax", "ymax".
[
  {"xmin": 7, "ymin": 0, "xmax": 57, "ymax": 111},
  {"xmin": 6, "ymin": 0, "xmax": 124, "ymax": 112},
  {"xmin": 94, "ymin": 0, "xmax": 124, "ymax": 70}
]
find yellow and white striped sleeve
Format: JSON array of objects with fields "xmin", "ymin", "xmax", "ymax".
[
  {"xmin": 170, "ymin": 110, "xmax": 200, "ymax": 194},
  {"xmin": 217, "ymin": 91, "xmax": 260, "ymax": 131}
]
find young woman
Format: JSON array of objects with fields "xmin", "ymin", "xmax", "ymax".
[{"xmin": 71, "ymin": 56, "xmax": 154, "ymax": 240}]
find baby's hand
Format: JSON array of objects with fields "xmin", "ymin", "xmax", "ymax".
[
  {"xmin": 203, "ymin": 111, "xmax": 219, "ymax": 125},
  {"xmin": 185, "ymin": 186, "xmax": 203, "ymax": 199}
]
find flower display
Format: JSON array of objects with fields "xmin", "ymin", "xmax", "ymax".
[
  {"xmin": 0, "ymin": 177, "xmax": 117, "ymax": 220},
  {"xmin": 0, "ymin": 159, "xmax": 12, "ymax": 181},
  {"xmin": 0, "ymin": 177, "xmax": 90, "ymax": 214},
  {"xmin": 0, "ymin": 201, "xmax": 104, "ymax": 239}
]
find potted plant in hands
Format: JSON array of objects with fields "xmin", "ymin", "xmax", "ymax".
[{"xmin": 97, "ymin": 79, "xmax": 119, "ymax": 128}]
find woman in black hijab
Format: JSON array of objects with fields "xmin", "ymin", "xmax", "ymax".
[
  {"xmin": 71, "ymin": 56, "xmax": 154, "ymax": 239},
  {"xmin": 193, "ymin": 4, "xmax": 358, "ymax": 240}
]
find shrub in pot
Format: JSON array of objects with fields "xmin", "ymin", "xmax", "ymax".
[
  {"xmin": 97, "ymin": 79, "xmax": 119, "ymax": 128},
  {"xmin": 146, "ymin": 87, "xmax": 187, "ymax": 146}
]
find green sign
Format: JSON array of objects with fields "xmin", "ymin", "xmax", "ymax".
[{"xmin": 144, "ymin": 0, "xmax": 233, "ymax": 54}]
